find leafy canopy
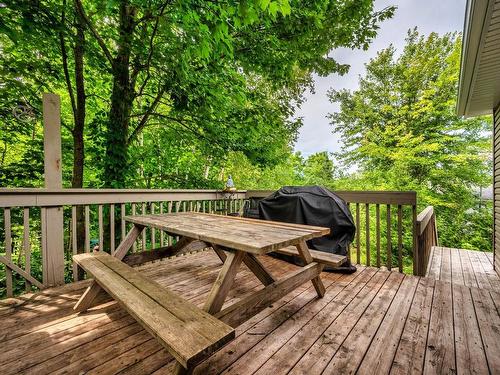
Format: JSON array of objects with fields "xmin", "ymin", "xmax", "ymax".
[{"xmin": 328, "ymin": 30, "xmax": 492, "ymax": 250}]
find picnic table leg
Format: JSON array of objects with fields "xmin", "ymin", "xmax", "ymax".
[
  {"xmin": 172, "ymin": 362, "xmax": 193, "ymax": 375},
  {"xmin": 211, "ymin": 244, "xmax": 227, "ymax": 263},
  {"xmin": 211, "ymin": 244, "xmax": 275, "ymax": 286},
  {"xmin": 73, "ymin": 224, "xmax": 144, "ymax": 312},
  {"xmin": 204, "ymin": 249, "xmax": 245, "ymax": 314},
  {"xmin": 295, "ymin": 240, "xmax": 326, "ymax": 298}
]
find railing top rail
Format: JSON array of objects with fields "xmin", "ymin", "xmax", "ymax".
[
  {"xmin": 246, "ymin": 190, "xmax": 417, "ymax": 205},
  {"xmin": 0, "ymin": 189, "xmax": 247, "ymax": 207},
  {"xmin": 0, "ymin": 188, "xmax": 245, "ymax": 194},
  {"xmin": 0, "ymin": 188, "xmax": 417, "ymax": 208},
  {"xmin": 416, "ymin": 206, "xmax": 435, "ymax": 235}
]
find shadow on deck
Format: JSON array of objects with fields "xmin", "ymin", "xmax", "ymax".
[{"xmin": 1, "ymin": 249, "xmax": 499, "ymax": 374}]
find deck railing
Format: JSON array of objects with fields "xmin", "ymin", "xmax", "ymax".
[
  {"xmin": 248, "ymin": 190, "xmax": 420, "ymax": 274},
  {"xmin": 0, "ymin": 189, "xmax": 247, "ymax": 298},
  {"xmin": 414, "ymin": 206, "xmax": 438, "ymax": 276},
  {"xmin": 0, "ymin": 188, "xmax": 430, "ymax": 299}
]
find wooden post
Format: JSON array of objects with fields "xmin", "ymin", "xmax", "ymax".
[
  {"xmin": 412, "ymin": 204, "xmax": 419, "ymax": 276},
  {"xmin": 41, "ymin": 93, "xmax": 65, "ymax": 286}
]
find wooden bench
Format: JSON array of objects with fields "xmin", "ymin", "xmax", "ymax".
[
  {"xmin": 275, "ymin": 246, "xmax": 347, "ymax": 267},
  {"xmin": 73, "ymin": 252, "xmax": 235, "ymax": 373}
]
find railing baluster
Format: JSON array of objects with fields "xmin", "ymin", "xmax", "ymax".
[
  {"xmin": 412, "ymin": 204, "xmax": 418, "ymax": 276},
  {"xmin": 71, "ymin": 206, "xmax": 78, "ymax": 281},
  {"xmin": 151, "ymin": 203, "xmax": 156, "ymax": 249},
  {"xmin": 132, "ymin": 204, "xmax": 137, "ymax": 252},
  {"xmin": 398, "ymin": 204, "xmax": 403, "ymax": 273},
  {"xmin": 120, "ymin": 203, "xmax": 126, "ymax": 243},
  {"xmin": 85, "ymin": 205, "xmax": 90, "ymax": 253},
  {"xmin": 160, "ymin": 202, "xmax": 164, "ymax": 247},
  {"xmin": 110, "ymin": 204, "xmax": 115, "ymax": 254},
  {"xmin": 376, "ymin": 204, "xmax": 381, "ymax": 268},
  {"xmin": 141, "ymin": 203, "xmax": 146, "ymax": 251},
  {"xmin": 23, "ymin": 207, "xmax": 32, "ymax": 291},
  {"xmin": 415, "ymin": 206, "xmax": 437, "ymax": 276},
  {"xmin": 169, "ymin": 201, "xmax": 174, "ymax": 246},
  {"xmin": 0, "ymin": 190, "xmax": 422, "ymax": 296},
  {"xmin": 365, "ymin": 203, "xmax": 370, "ymax": 267},
  {"xmin": 386, "ymin": 204, "xmax": 392, "ymax": 271},
  {"xmin": 356, "ymin": 203, "xmax": 360, "ymax": 265},
  {"xmin": 98, "ymin": 204, "xmax": 103, "ymax": 252},
  {"xmin": 347, "ymin": 202, "xmax": 351, "ymax": 264},
  {"xmin": 4, "ymin": 208, "xmax": 13, "ymax": 297}
]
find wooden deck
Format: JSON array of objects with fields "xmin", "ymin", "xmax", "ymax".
[
  {"xmin": 426, "ymin": 246, "xmax": 500, "ymax": 291},
  {"xmin": 1, "ymin": 249, "xmax": 499, "ymax": 375}
]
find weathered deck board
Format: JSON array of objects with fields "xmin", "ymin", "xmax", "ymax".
[
  {"xmin": 2, "ymin": 249, "xmax": 498, "ymax": 375},
  {"xmin": 426, "ymin": 246, "xmax": 499, "ymax": 292},
  {"xmin": 391, "ymin": 277, "xmax": 435, "ymax": 375}
]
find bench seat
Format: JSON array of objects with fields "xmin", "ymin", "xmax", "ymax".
[
  {"xmin": 275, "ymin": 246, "xmax": 347, "ymax": 267},
  {"xmin": 73, "ymin": 252, "xmax": 235, "ymax": 369}
]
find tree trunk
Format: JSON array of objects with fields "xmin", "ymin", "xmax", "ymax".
[
  {"xmin": 103, "ymin": 1, "xmax": 136, "ymax": 188},
  {"xmin": 72, "ymin": 18, "xmax": 85, "ymax": 189},
  {"xmin": 102, "ymin": 1, "xmax": 136, "ymax": 253},
  {"xmin": 73, "ymin": 6, "xmax": 87, "ymax": 279}
]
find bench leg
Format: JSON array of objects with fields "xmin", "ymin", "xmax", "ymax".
[
  {"xmin": 295, "ymin": 241, "xmax": 326, "ymax": 297},
  {"xmin": 204, "ymin": 250, "xmax": 245, "ymax": 314},
  {"xmin": 73, "ymin": 282, "xmax": 105, "ymax": 312},
  {"xmin": 74, "ymin": 224, "xmax": 144, "ymax": 312}
]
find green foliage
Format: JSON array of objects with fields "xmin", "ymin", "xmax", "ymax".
[
  {"xmin": 328, "ymin": 30, "xmax": 492, "ymax": 251},
  {"xmin": 0, "ymin": 0, "xmax": 394, "ymax": 188},
  {"xmin": 224, "ymin": 150, "xmax": 341, "ymax": 190}
]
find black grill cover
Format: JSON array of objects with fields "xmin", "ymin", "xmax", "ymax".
[{"xmin": 246, "ymin": 186, "xmax": 356, "ymax": 272}]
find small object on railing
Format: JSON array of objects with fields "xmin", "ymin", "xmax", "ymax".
[
  {"xmin": 224, "ymin": 175, "xmax": 236, "ymax": 192},
  {"xmin": 90, "ymin": 239, "xmax": 100, "ymax": 252}
]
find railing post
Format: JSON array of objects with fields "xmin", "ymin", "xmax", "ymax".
[
  {"xmin": 41, "ymin": 93, "xmax": 65, "ymax": 286},
  {"xmin": 412, "ymin": 204, "xmax": 419, "ymax": 275}
]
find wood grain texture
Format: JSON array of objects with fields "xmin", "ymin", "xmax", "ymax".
[
  {"xmin": 426, "ymin": 247, "xmax": 499, "ymax": 292},
  {"xmin": 211, "ymin": 244, "xmax": 276, "ymax": 286},
  {"xmin": 203, "ymin": 250, "xmax": 245, "ymax": 314},
  {"xmin": 215, "ymin": 262, "xmax": 323, "ymax": 328},
  {"xmin": 2, "ymin": 250, "xmax": 498, "ymax": 375},
  {"xmin": 274, "ymin": 245, "xmax": 346, "ymax": 267},
  {"xmin": 123, "ymin": 238, "xmax": 208, "ymax": 266},
  {"xmin": 125, "ymin": 212, "xmax": 329, "ymax": 255},
  {"xmin": 73, "ymin": 224, "xmax": 145, "ymax": 312},
  {"xmin": 73, "ymin": 252, "xmax": 234, "ymax": 368},
  {"xmin": 295, "ymin": 241, "xmax": 326, "ymax": 298}
]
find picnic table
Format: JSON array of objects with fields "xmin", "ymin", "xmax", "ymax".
[{"xmin": 73, "ymin": 212, "xmax": 343, "ymax": 374}]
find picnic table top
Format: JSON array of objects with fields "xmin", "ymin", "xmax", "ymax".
[{"xmin": 125, "ymin": 212, "xmax": 330, "ymax": 255}]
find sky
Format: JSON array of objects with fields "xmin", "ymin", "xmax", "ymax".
[{"xmin": 294, "ymin": 0, "xmax": 467, "ymax": 158}]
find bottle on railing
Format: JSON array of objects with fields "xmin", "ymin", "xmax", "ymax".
[{"xmin": 224, "ymin": 175, "xmax": 236, "ymax": 193}]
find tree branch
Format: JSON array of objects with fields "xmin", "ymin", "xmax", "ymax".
[
  {"xmin": 74, "ymin": 0, "xmax": 114, "ymax": 68},
  {"xmin": 132, "ymin": 2, "xmax": 170, "ymax": 95},
  {"xmin": 130, "ymin": 112, "xmax": 227, "ymax": 150},
  {"xmin": 127, "ymin": 86, "xmax": 166, "ymax": 143}
]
